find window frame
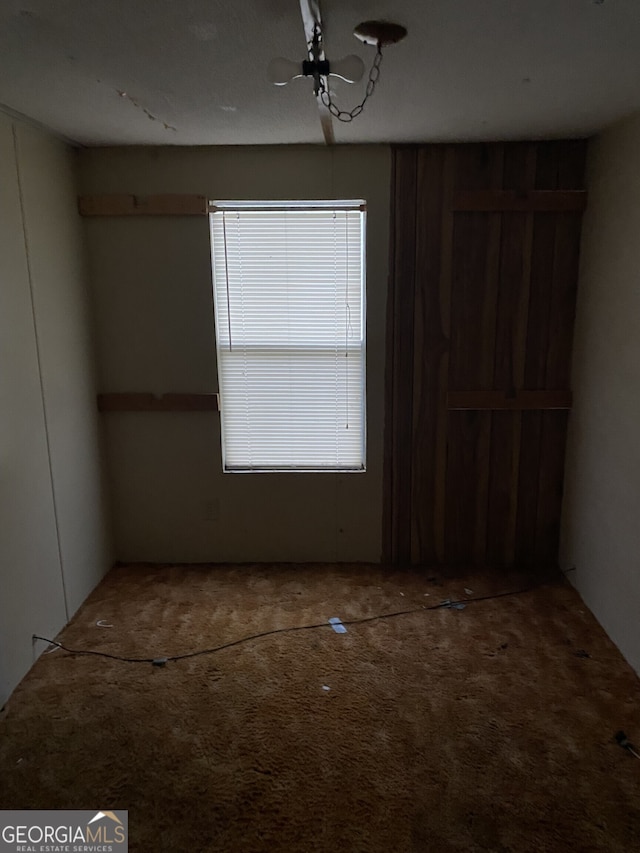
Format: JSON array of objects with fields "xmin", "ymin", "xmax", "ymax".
[{"xmin": 209, "ymin": 199, "xmax": 367, "ymax": 474}]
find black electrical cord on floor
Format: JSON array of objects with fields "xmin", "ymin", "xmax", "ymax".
[
  {"xmin": 32, "ymin": 583, "xmax": 539, "ymax": 666},
  {"xmin": 615, "ymin": 731, "xmax": 640, "ymax": 760}
]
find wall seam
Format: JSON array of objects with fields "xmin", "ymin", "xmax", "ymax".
[{"xmin": 12, "ymin": 122, "xmax": 70, "ymax": 622}]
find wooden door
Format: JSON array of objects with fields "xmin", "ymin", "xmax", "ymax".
[{"xmin": 383, "ymin": 141, "xmax": 587, "ymax": 568}]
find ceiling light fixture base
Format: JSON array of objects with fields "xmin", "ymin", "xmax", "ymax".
[{"xmin": 353, "ymin": 21, "xmax": 408, "ymax": 47}]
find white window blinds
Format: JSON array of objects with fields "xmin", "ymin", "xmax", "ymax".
[{"xmin": 210, "ymin": 201, "xmax": 366, "ymax": 472}]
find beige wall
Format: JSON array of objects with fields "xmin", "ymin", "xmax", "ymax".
[
  {"xmin": 0, "ymin": 112, "xmax": 112, "ymax": 705},
  {"xmin": 79, "ymin": 145, "xmax": 390, "ymax": 562},
  {"xmin": 561, "ymin": 114, "xmax": 640, "ymax": 674}
]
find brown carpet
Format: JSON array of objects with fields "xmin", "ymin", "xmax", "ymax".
[{"xmin": 1, "ymin": 564, "xmax": 639, "ymax": 852}]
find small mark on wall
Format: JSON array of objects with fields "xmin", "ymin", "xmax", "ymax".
[
  {"xmin": 188, "ymin": 22, "xmax": 218, "ymax": 41},
  {"xmin": 203, "ymin": 499, "xmax": 220, "ymax": 522}
]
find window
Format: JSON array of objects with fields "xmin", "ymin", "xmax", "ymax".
[{"xmin": 210, "ymin": 200, "xmax": 366, "ymax": 472}]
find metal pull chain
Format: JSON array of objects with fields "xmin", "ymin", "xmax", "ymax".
[{"xmin": 319, "ymin": 46, "xmax": 384, "ymax": 122}]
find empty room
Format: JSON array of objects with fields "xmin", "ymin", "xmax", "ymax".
[{"xmin": 1, "ymin": 1, "xmax": 639, "ymax": 850}]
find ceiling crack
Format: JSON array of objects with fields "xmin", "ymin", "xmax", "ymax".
[{"xmin": 116, "ymin": 89, "xmax": 177, "ymax": 132}]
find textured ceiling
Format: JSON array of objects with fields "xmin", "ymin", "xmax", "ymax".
[{"xmin": 1, "ymin": 0, "xmax": 640, "ymax": 146}]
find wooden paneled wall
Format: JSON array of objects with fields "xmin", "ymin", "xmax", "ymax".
[{"xmin": 383, "ymin": 141, "xmax": 587, "ymax": 568}]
